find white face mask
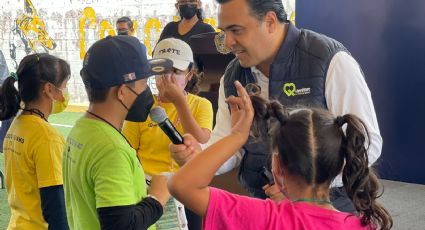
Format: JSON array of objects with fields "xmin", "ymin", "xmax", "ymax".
[
  {"xmin": 174, "ymin": 72, "xmax": 190, "ymax": 90},
  {"xmin": 155, "ymin": 71, "xmax": 190, "ymax": 91}
]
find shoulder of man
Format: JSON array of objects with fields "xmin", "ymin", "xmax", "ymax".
[{"xmin": 297, "ymin": 28, "xmax": 349, "ymax": 61}]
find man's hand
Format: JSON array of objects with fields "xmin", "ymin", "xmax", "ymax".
[{"xmin": 169, "ymin": 134, "xmax": 202, "ymax": 166}]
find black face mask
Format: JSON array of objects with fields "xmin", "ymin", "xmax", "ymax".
[
  {"xmin": 179, "ymin": 4, "xmax": 198, "ymax": 20},
  {"xmin": 125, "ymin": 87, "xmax": 154, "ymax": 122},
  {"xmin": 117, "ymin": 31, "xmax": 129, "ymax": 35}
]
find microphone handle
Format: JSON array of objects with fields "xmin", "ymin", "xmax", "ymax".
[{"xmin": 159, "ymin": 119, "xmax": 184, "ymax": 144}]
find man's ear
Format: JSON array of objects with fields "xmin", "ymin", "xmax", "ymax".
[{"xmin": 264, "ymin": 11, "xmax": 279, "ymax": 34}]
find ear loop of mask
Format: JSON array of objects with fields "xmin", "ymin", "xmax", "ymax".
[{"xmin": 119, "ymin": 85, "xmax": 140, "ymax": 111}]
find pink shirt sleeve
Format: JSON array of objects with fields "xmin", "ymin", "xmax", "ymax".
[{"xmin": 203, "ymin": 187, "xmax": 270, "ymax": 230}]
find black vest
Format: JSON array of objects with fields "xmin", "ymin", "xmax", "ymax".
[{"xmin": 223, "ymin": 23, "xmax": 349, "ymax": 198}]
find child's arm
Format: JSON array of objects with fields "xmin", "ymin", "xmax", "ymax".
[
  {"xmin": 168, "ymin": 81, "xmax": 254, "ymax": 215},
  {"xmin": 157, "ymin": 75, "xmax": 211, "ymax": 143},
  {"xmin": 173, "ymin": 95, "xmax": 211, "ymax": 144}
]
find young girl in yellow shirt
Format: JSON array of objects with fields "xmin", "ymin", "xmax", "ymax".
[{"xmin": 0, "ymin": 53, "xmax": 70, "ymax": 230}]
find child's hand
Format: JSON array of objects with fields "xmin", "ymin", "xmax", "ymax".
[
  {"xmin": 263, "ymin": 184, "xmax": 286, "ymax": 202},
  {"xmin": 156, "ymin": 75, "xmax": 186, "ymax": 104},
  {"xmin": 226, "ymin": 81, "xmax": 254, "ymax": 141},
  {"xmin": 149, "ymin": 175, "xmax": 171, "ymax": 207}
]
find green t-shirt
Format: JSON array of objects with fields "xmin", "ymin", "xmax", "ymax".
[{"xmin": 63, "ymin": 116, "xmax": 154, "ymax": 230}]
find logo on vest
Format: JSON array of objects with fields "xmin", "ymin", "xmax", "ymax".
[{"xmin": 283, "ymin": 83, "xmax": 311, "ymax": 97}]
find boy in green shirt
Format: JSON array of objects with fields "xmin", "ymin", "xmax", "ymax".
[{"xmin": 63, "ymin": 35, "xmax": 172, "ymax": 230}]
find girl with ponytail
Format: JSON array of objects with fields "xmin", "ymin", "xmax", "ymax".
[
  {"xmin": 168, "ymin": 82, "xmax": 392, "ymax": 230},
  {"xmin": 1, "ymin": 53, "xmax": 70, "ymax": 229}
]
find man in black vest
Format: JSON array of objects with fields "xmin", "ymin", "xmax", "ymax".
[{"xmin": 170, "ymin": 0, "xmax": 382, "ymax": 213}]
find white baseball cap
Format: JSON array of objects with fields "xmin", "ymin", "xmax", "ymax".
[{"xmin": 153, "ymin": 38, "xmax": 194, "ymax": 71}]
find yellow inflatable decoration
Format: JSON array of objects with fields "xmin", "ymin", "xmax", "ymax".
[
  {"xmin": 143, "ymin": 18, "xmax": 161, "ymax": 55},
  {"xmin": 99, "ymin": 20, "xmax": 116, "ymax": 39},
  {"xmin": 79, "ymin": 7, "xmax": 96, "ymax": 59}
]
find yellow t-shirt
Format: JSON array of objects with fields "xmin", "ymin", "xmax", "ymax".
[
  {"xmin": 3, "ymin": 115, "xmax": 65, "ymax": 230},
  {"xmin": 122, "ymin": 93, "xmax": 213, "ymax": 175}
]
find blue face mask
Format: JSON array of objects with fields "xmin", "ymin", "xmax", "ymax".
[{"xmin": 125, "ymin": 87, "xmax": 154, "ymax": 122}]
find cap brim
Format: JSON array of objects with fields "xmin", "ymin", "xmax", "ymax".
[
  {"xmin": 171, "ymin": 59, "xmax": 192, "ymax": 71},
  {"xmin": 147, "ymin": 58, "xmax": 173, "ymax": 76}
]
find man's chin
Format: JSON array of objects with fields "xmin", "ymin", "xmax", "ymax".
[{"xmin": 238, "ymin": 59, "xmax": 254, "ymax": 68}]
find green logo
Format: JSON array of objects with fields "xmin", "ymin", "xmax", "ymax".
[{"xmin": 283, "ymin": 83, "xmax": 296, "ymax": 96}]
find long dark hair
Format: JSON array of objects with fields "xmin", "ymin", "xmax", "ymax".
[
  {"xmin": 196, "ymin": 8, "xmax": 204, "ymax": 21},
  {"xmin": 0, "ymin": 53, "xmax": 70, "ymax": 121},
  {"xmin": 184, "ymin": 62, "xmax": 202, "ymax": 94},
  {"xmin": 251, "ymin": 96, "xmax": 392, "ymax": 230}
]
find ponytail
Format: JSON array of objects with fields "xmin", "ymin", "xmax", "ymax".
[
  {"xmin": 0, "ymin": 75, "xmax": 21, "ymax": 120},
  {"xmin": 340, "ymin": 114, "xmax": 393, "ymax": 230}
]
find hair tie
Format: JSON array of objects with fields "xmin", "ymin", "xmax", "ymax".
[
  {"xmin": 10, "ymin": 72, "xmax": 18, "ymax": 81},
  {"xmin": 336, "ymin": 116, "xmax": 346, "ymax": 127},
  {"xmin": 267, "ymin": 101, "xmax": 287, "ymax": 126}
]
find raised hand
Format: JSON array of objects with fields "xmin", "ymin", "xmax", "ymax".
[
  {"xmin": 225, "ymin": 81, "xmax": 255, "ymax": 142},
  {"xmin": 156, "ymin": 74, "xmax": 186, "ymax": 104}
]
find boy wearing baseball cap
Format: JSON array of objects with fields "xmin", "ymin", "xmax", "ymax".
[
  {"xmin": 122, "ymin": 37, "xmax": 213, "ymax": 230},
  {"xmin": 63, "ymin": 35, "xmax": 172, "ymax": 230}
]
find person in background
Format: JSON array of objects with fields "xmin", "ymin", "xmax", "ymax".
[
  {"xmin": 0, "ymin": 53, "xmax": 70, "ymax": 230},
  {"xmin": 63, "ymin": 35, "xmax": 173, "ymax": 230},
  {"xmin": 159, "ymin": 0, "xmax": 215, "ymax": 44},
  {"xmin": 168, "ymin": 82, "xmax": 393, "ymax": 230},
  {"xmin": 0, "ymin": 49, "xmax": 11, "ymax": 153},
  {"xmin": 122, "ymin": 38, "xmax": 213, "ymax": 230},
  {"xmin": 116, "ymin": 16, "xmax": 135, "ymax": 36},
  {"xmin": 159, "ymin": 0, "xmax": 216, "ymax": 83}
]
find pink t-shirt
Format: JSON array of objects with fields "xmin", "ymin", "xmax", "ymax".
[{"xmin": 203, "ymin": 187, "xmax": 373, "ymax": 230}]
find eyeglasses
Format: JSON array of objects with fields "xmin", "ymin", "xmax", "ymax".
[{"xmin": 53, "ymin": 85, "xmax": 68, "ymax": 94}]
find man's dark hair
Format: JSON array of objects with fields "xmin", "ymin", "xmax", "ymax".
[
  {"xmin": 215, "ymin": 0, "xmax": 288, "ymax": 23},
  {"xmin": 116, "ymin": 16, "xmax": 133, "ymax": 29}
]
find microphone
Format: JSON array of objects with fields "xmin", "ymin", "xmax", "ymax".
[{"xmin": 149, "ymin": 106, "xmax": 183, "ymax": 144}]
